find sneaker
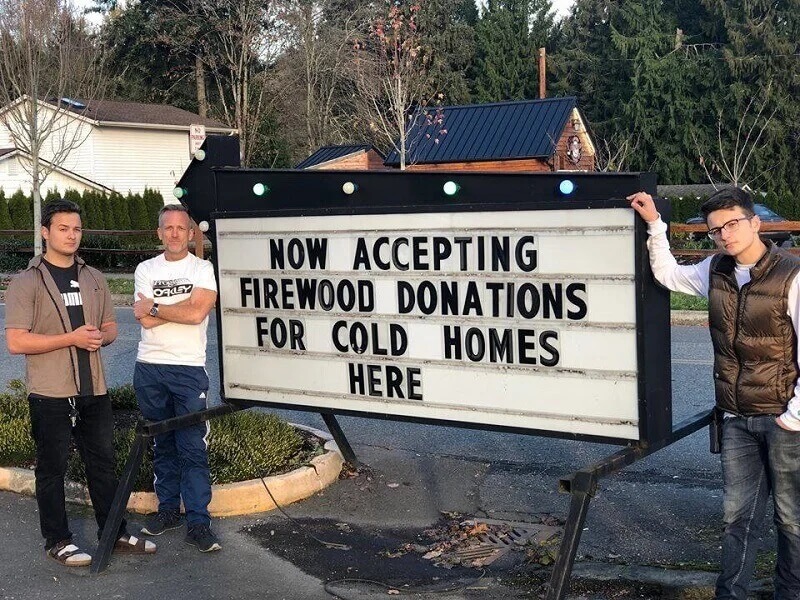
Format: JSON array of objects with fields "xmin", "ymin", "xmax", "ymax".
[
  {"xmin": 46, "ymin": 539, "xmax": 92, "ymax": 567},
  {"xmin": 141, "ymin": 510, "xmax": 184, "ymax": 536},
  {"xmin": 185, "ymin": 524, "xmax": 222, "ymax": 552}
]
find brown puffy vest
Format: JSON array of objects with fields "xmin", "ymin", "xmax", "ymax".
[{"xmin": 708, "ymin": 242, "xmax": 800, "ymax": 415}]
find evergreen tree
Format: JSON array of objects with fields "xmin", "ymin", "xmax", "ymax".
[
  {"xmin": 45, "ymin": 188, "xmax": 61, "ymax": 203},
  {"xmin": 63, "ymin": 189, "xmax": 82, "ymax": 205},
  {"xmin": 111, "ymin": 193, "xmax": 132, "ymax": 230},
  {"xmin": 143, "ymin": 187, "xmax": 164, "ymax": 227},
  {"xmin": 609, "ymin": 0, "xmax": 715, "ymax": 183},
  {"xmin": 8, "ymin": 190, "xmax": 32, "ymax": 229},
  {"xmin": 0, "ymin": 190, "xmax": 12, "ymax": 230},
  {"xmin": 82, "ymin": 191, "xmax": 105, "ymax": 230},
  {"xmin": 416, "ymin": 0, "xmax": 478, "ymax": 105},
  {"xmin": 100, "ymin": 193, "xmax": 116, "ymax": 230},
  {"xmin": 471, "ymin": 0, "xmax": 555, "ymax": 102},
  {"xmin": 702, "ymin": 0, "xmax": 799, "ymax": 193},
  {"xmin": 550, "ymin": 0, "xmax": 631, "ymax": 136},
  {"xmin": 128, "ymin": 193, "xmax": 150, "ymax": 230},
  {"xmin": 100, "ymin": 0, "xmax": 198, "ymax": 110}
]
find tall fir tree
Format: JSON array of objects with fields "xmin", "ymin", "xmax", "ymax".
[
  {"xmin": 416, "ymin": 0, "xmax": 478, "ymax": 105},
  {"xmin": 471, "ymin": 0, "xmax": 556, "ymax": 102},
  {"xmin": 111, "ymin": 193, "xmax": 132, "ymax": 230},
  {"xmin": 8, "ymin": 190, "xmax": 32, "ymax": 229},
  {"xmin": 0, "ymin": 190, "xmax": 12, "ymax": 230},
  {"xmin": 701, "ymin": 0, "xmax": 799, "ymax": 192}
]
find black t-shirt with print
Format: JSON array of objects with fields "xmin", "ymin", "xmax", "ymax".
[{"xmin": 42, "ymin": 260, "xmax": 94, "ymax": 397}]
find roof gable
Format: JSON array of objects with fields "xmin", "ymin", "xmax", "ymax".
[
  {"xmin": 384, "ymin": 97, "xmax": 577, "ymax": 166},
  {"xmin": 295, "ymin": 144, "xmax": 382, "ymax": 169}
]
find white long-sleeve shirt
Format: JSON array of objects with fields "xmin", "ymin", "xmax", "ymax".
[{"xmin": 646, "ymin": 218, "xmax": 800, "ymax": 430}]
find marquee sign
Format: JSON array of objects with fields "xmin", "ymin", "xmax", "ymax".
[{"xmin": 206, "ymin": 171, "xmax": 671, "ymax": 445}]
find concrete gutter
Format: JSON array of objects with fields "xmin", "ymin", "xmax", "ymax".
[{"xmin": 0, "ymin": 424, "xmax": 343, "ymax": 517}]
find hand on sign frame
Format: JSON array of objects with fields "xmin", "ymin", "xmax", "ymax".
[{"xmin": 627, "ymin": 192, "xmax": 659, "ymax": 223}]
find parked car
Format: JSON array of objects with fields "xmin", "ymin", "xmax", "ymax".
[{"xmin": 685, "ymin": 203, "xmax": 794, "ymax": 246}]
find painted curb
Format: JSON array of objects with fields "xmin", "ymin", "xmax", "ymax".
[
  {"xmin": 671, "ymin": 310, "xmax": 708, "ymax": 326},
  {"xmin": 0, "ymin": 424, "xmax": 344, "ymax": 517}
]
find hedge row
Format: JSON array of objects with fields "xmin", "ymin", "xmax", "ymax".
[
  {"xmin": 0, "ymin": 187, "xmax": 164, "ymax": 231},
  {"xmin": 0, "ymin": 381, "xmax": 312, "ymax": 492},
  {"xmin": 666, "ymin": 191, "xmax": 800, "ymax": 224}
]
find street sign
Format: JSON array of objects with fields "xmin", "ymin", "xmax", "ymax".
[{"xmin": 189, "ymin": 124, "xmax": 206, "ymax": 155}]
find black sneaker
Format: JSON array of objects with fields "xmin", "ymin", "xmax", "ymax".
[
  {"xmin": 141, "ymin": 510, "xmax": 184, "ymax": 536},
  {"xmin": 186, "ymin": 524, "xmax": 222, "ymax": 552}
]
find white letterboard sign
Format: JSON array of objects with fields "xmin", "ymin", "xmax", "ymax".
[{"xmin": 215, "ymin": 207, "xmax": 642, "ymax": 440}]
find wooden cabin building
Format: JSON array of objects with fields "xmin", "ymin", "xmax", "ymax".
[{"xmin": 297, "ymin": 97, "xmax": 595, "ymax": 173}]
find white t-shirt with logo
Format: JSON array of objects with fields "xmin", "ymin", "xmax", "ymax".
[{"xmin": 134, "ymin": 253, "xmax": 217, "ymax": 366}]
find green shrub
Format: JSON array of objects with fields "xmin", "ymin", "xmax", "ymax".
[
  {"xmin": 0, "ymin": 380, "xmax": 34, "ymax": 468},
  {"xmin": 0, "ymin": 382, "xmax": 314, "ymax": 491},
  {"xmin": 208, "ymin": 411, "xmax": 306, "ymax": 484},
  {"xmin": 109, "ymin": 384, "xmax": 139, "ymax": 411},
  {"xmin": 0, "ymin": 239, "xmax": 32, "ymax": 271},
  {"xmin": 67, "ymin": 426, "xmax": 155, "ymax": 492}
]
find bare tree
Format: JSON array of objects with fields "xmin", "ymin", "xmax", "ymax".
[
  {"xmin": 189, "ymin": 0, "xmax": 285, "ymax": 166},
  {"xmin": 693, "ymin": 85, "xmax": 778, "ymax": 191},
  {"xmin": 594, "ymin": 132, "xmax": 640, "ymax": 172},
  {"xmin": 0, "ymin": 0, "xmax": 106, "ymax": 254},
  {"xmin": 279, "ymin": 0, "xmax": 366, "ymax": 155},
  {"xmin": 352, "ymin": 2, "xmax": 440, "ymax": 170}
]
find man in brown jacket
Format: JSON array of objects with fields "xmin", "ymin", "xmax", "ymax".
[{"xmin": 4, "ymin": 199, "xmax": 155, "ymax": 567}]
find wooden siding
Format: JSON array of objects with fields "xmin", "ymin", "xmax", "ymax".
[
  {"xmin": 554, "ymin": 110, "xmax": 595, "ymax": 171},
  {"xmin": 405, "ymin": 157, "xmax": 552, "ymax": 173},
  {"xmin": 311, "ymin": 149, "xmax": 387, "ymax": 171},
  {"xmin": 0, "ymin": 154, "xmax": 99, "ymax": 196},
  {"xmin": 92, "ymin": 126, "xmax": 192, "ymax": 199}
]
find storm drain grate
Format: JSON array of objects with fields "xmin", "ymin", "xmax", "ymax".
[{"xmin": 446, "ymin": 519, "xmax": 561, "ymax": 567}]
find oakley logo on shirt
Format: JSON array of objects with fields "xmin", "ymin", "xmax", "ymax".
[{"xmin": 153, "ymin": 278, "xmax": 194, "ymax": 298}]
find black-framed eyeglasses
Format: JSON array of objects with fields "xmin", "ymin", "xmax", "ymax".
[{"xmin": 707, "ymin": 216, "xmax": 754, "ymax": 239}]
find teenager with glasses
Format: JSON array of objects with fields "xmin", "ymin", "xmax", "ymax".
[{"xmin": 629, "ymin": 187, "xmax": 800, "ymax": 600}]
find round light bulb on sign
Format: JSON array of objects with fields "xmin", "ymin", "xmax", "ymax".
[
  {"xmin": 173, "ymin": 187, "xmax": 187, "ymax": 199},
  {"xmin": 253, "ymin": 183, "xmax": 269, "ymax": 196},
  {"xmin": 194, "ymin": 149, "xmax": 206, "ymax": 161},
  {"xmin": 198, "ymin": 221, "xmax": 209, "ymax": 232},
  {"xmin": 342, "ymin": 181, "xmax": 358, "ymax": 195},
  {"xmin": 559, "ymin": 179, "xmax": 576, "ymax": 195},
  {"xmin": 443, "ymin": 181, "xmax": 460, "ymax": 196}
]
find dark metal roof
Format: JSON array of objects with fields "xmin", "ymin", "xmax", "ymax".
[
  {"xmin": 295, "ymin": 144, "xmax": 380, "ymax": 169},
  {"xmin": 384, "ymin": 97, "xmax": 577, "ymax": 166}
]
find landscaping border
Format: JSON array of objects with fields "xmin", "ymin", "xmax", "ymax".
[{"xmin": 0, "ymin": 424, "xmax": 344, "ymax": 517}]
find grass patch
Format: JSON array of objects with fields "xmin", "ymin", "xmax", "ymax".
[
  {"xmin": 754, "ymin": 549, "xmax": 776, "ymax": 579},
  {"xmin": 0, "ymin": 380, "xmax": 322, "ymax": 492},
  {"xmin": 106, "ymin": 277, "xmax": 134, "ymax": 296},
  {"xmin": 671, "ymin": 292, "xmax": 709, "ymax": 311}
]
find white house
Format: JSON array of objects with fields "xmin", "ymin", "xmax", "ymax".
[{"xmin": 0, "ymin": 96, "xmax": 236, "ymax": 201}]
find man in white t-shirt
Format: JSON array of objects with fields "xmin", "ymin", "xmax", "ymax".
[{"xmin": 132, "ymin": 204, "xmax": 221, "ymax": 553}]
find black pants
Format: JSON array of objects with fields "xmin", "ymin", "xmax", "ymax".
[{"xmin": 28, "ymin": 394, "xmax": 127, "ymax": 548}]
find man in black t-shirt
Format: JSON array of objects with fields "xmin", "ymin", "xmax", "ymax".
[{"xmin": 4, "ymin": 200, "xmax": 156, "ymax": 566}]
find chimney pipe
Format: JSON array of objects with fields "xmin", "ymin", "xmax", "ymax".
[{"xmin": 538, "ymin": 48, "xmax": 547, "ymax": 99}]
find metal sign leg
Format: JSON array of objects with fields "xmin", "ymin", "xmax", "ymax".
[
  {"xmin": 91, "ymin": 433, "xmax": 148, "ymax": 574},
  {"xmin": 320, "ymin": 412, "xmax": 359, "ymax": 466},
  {"xmin": 544, "ymin": 470, "xmax": 598, "ymax": 600}
]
